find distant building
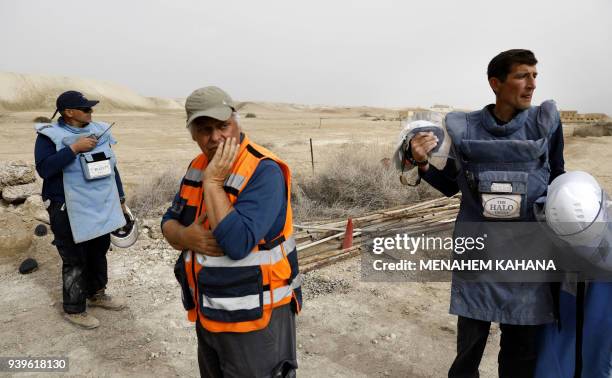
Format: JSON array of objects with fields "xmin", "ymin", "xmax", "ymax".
[
  {"xmin": 430, "ymin": 104, "xmax": 453, "ymax": 113},
  {"xmin": 560, "ymin": 110, "xmax": 608, "ymax": 123},
  {"xmin": 398, "ymin": 105, "xmax": 454, "ymax": 123}
]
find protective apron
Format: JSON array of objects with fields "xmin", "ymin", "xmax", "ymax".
[{"xmin": 35, "ymin": 121, "xmax": 125, "ymax": 243}]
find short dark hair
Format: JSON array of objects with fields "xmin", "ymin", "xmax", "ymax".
[{"xmin": 487, "ymin": 49, "xmax": 538, "ymax": 81}]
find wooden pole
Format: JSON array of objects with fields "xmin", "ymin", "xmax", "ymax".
[{"xmin": 309, "ymin": 138, "xmax": 315, "ymax": 176}]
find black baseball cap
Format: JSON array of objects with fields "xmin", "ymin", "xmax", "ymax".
[{"xmin": 51, "ymin": 91, "xmax": 99, "ymax": 119}]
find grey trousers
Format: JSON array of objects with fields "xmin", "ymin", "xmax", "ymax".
[{"xmin": 196, "ymin": 304, "xmax": 297, "ymax": 378}]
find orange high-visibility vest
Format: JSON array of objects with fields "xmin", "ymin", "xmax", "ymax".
[{"xmin": 176, "ymin": 134, "xmax": 301, "ymax": 333}]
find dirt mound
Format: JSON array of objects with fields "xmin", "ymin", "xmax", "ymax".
[{"xmin": 0, "ymin": 72, "xmax": 182, "ymax": 112}]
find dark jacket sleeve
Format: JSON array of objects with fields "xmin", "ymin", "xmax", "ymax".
[
  {"xmin": 160, "ymin": 161, "xmax": 194, "ymax": 229},
  {"xmin": 114, "ymin": 166, "xmax": 125, "ymax": 199},
  {"xmin": 34, "ymin": 134, "xmax": 76, "ymax": 179},
  {"xmin": 419, "ymin": 160, "xmax": 460, "ymax": 197},
  {"xmin": 548, "ymin": 121, "xmax": 565, "ymax": 183},
  {"xmin": 161, "ymin": 192, "xmax": 182, "ymax": 228}
]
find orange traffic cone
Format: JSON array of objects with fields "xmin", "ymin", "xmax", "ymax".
[{"xmin": 341, "ymin": 218, "xmax": 354, "ymax": 249}]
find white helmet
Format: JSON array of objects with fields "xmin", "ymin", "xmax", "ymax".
[
  {"xmin": 545, "ymin": 171, "xmax": 612, "ymax": 272},
  {"xmin": 545, "ymin": 171, "xmax": 607, "ymax": 247},
  {"xmin": 111, "ymin": 205, "xmax": 139, "ymax": 248}
]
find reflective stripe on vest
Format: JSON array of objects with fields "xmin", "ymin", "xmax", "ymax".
[
  {"xmin": 184, "ymin": 167, "xmax": 204, "ymax": 183},
  {"xmin": 224, "ymin": 173, "xmax": 246, "ymax": 192},
  {"xmin": 202, "ymin": 293, "xmax": 261, "ymax": 312},
  {"xmin": 194, "ymin": 236, "xmax": 296, "ymax": 267},
  {"xmin": 202, "ymin": 274, "xmax": 303, "ymax": 312}
]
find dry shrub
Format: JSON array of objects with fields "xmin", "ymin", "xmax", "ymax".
[
  {"xmin": 245, "ymin": 113, "xmax": 257, "ymax": 118},
  {"xmin": 292, "ymin": 143, "xmax": 439, "ymax": 222},
  {"xmin": 128, "ymin": 168, "xmax": 183, "ymax": 217}
]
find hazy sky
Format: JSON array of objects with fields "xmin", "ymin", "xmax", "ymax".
[{"xmin": 1, "ymin": 0, "xmax": 611, "ymax": 113}]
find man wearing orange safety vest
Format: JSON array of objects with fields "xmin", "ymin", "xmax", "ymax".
[{"xmin": 161, "ymin": 86, "xmax": 302, "ymax": 378}]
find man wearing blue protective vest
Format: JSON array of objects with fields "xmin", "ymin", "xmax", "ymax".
[
  {"xmin": 408, "ymin": 50, "xmax": 565, "ymax": 377},
  {"xmin": 34, "ymin": 91, "xmax": 127, "ymax": 329}
]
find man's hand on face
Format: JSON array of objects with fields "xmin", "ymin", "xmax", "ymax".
[
  {"xmin": 410, "ymin": 132, "xmax": 439, "ymax": 162},
  {"xmin": 70, "ymin": 135, "xmax": 97, "ymax": 154},
  {"xmin": 178, "ymin": 213, "xmax": 224, "ymax": 257},
  {"xmin": 203, "ymin": 137, "xmax": 240, "ymax": 187}
]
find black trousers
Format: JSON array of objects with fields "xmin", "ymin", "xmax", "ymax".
[
  {"xmin": 448, "ymin": 316, "xmax": 540, "ymax": 378},
  {"xmin": 48, "ymin": 202, "xmax": 110, "ymax": 314},
  {"xmin": 196, "ymin": 304, "xmax": 297, "ymax": 378}
]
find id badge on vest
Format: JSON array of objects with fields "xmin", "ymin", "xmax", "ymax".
[
  {"xmin": 79, "ymin": 151, "xmax": 112, "ymax": 180},
  {"xmin": 478, "ymin": 171, "xmax": 528, "ymax": 220}
]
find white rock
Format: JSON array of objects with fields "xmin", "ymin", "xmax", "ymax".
[
  {"xmin": 2, "ymin": 182, "xmax": 40, "ymax": 203},
  {"xmin": 23, "ymin": 195, "xmax": 46, "ymax": 218},
  {"xmin": 34, "ymin": 211, "xmax": 50, "ymax": 224},
  {"xmin": 0, "ymin": 160, "xmax": 36, "ymax": 190}
]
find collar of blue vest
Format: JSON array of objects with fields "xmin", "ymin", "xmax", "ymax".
[
  {"xmin": 480, "ymin": 105, "xmax": 529, "ymax": 137},
  {"xmin": 58, "ymin": 117, "xmax": 94, "ymax": 134}
]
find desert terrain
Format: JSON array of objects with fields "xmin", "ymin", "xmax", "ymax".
[{"xmin": 1, "ymin": 75, "xmax": 611, "ymax": 377}]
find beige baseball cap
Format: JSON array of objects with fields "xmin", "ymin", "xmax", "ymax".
[{"xmin": 185, "ymin": 86, "xmax": 235, "ymax": 127}]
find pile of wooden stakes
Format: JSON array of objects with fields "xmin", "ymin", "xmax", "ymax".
[{"xmin": 294, "ymin": 195, "xmax": 461, "ymax": 272}]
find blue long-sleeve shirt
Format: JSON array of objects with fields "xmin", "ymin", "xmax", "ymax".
[
  {"xmin": 161, "ymin": 159, "xmax": 287, "ymax": 261},
  {"xmin": 34, "ymin": 128, "xmax": 125, "ymax": 203}
]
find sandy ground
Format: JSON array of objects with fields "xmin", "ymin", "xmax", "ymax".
[{"xmin": 1, "ymin": 107, "xmax": 611, "ymax": 377}]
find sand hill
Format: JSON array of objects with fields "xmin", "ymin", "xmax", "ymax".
[
  {"xmin": 0, "ymin": 71, "xmax": 424, "ymax": 118},
  {"xmin": 0, "ymin": 72, "xmax": 182, "ymax": 112}
]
